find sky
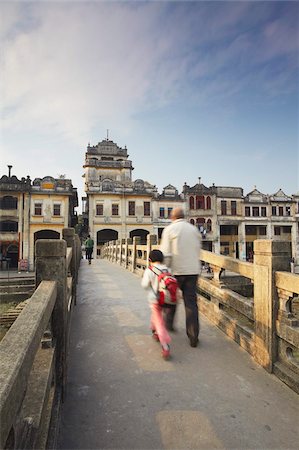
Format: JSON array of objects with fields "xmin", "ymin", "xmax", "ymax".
[{"xmin": 0, "ymin": 0, "xmax": 298, "ymax": 210}]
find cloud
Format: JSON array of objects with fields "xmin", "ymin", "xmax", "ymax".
[
  {"xmin": 0, "ymin": 1, "xmax": 298, "ymax": 196},
  {"xmin": 1, "ymin": 2, "xmax": 298, "ymax": 128}
]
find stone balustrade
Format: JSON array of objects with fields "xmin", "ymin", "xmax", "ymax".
[
  {"xmin": 0, "ymin": 228, "xmax": 81, "ymax": 450},
  {"xmin": 102, "ymin": 236, "xmax": 299, "ymax": 393}
]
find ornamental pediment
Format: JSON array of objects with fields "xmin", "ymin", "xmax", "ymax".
[
  {"xmin": 245, "ymin": 188, "xmax": 267, "ymax": 203},
  {"xmin": 270, "ymin": 189, "xmax": 292, "ymax": 202},
  {"xmin": 87, "ymin": 139, "xmax": 128, "ymax": 157}
]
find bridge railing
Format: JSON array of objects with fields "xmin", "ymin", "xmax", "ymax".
[
  {"xmin": 0, "ymin": 228, "xmax": 81, "ymax": 450},
  {"xmin": 102, "ymin": 236, "xmax": 299, "ymax": 393}
]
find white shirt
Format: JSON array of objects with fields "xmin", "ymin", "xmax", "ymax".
[
  {"xmin": 160, "ymin": 219, "xmax": 201, "ymax": 275},
  {"xmin": 141, "ymin": 263, "xmax": 169, "ymax": 304}
]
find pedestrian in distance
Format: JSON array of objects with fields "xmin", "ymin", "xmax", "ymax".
[
  {"xmin": 160, "ymin": 207, "xmax": 201, "ymax": 347},
  {"xmin": 141, "ymin": 249, "xmax": 171, "ymax": 360},
  {"xmin": 85, "ymin": 235, "xmax": 94, "ymax": 265},
  {"xmin": 290, "ymin": 257, "xmax": 295, "ymax": 274}
]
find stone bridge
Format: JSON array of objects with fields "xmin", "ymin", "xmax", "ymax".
[{"xmin": 0, "ymin": 234, "xmax": 298, "ymax": 449}]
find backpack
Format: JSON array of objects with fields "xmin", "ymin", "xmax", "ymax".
[{"xmin": 149, "ymin": 266, "xmax": 179, "ymax": 307}]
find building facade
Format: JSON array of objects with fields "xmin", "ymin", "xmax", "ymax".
[
  {"xmin": 83, "ymin": 139, "xmax": 184, "ymax": 255},
  {"xmin": 0, "ymin": 169, "xmax": 78, "ymax": 270},
  {"xmin": 84, "ymin": 138, "xmax": 298, "ymax": 268}
]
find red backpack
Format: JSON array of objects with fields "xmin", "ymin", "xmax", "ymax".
[{"xmin": 149, "ymin": 266, "xmax": 179, "ymax": 307}]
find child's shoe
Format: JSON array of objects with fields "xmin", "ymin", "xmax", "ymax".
[
  {"xmin": 152, "ymin": 330, "xmax": 159, "ymax": 342},
  {"xmin": 161, "ymin": 344, "xmax": 170, "ymax": 360}
]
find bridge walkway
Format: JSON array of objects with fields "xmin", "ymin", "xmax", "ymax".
[{"xmin": 58, "ymin": 259, "xmax": 298, "ymax": 450}]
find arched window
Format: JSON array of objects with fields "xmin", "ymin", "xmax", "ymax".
[
  {"xmin": 196, "ymin": 195, "xmax": 205, "ymax": 209},
  {"xmin": 130, "ymin": 229, "xmax": 149, "ymax": 245},
  {"xmin": 196, "ymin": 218, "xmax": 205, "ymax": 225},
  {"xmin": 189, "ymin": 196, "xmax": 194, "ymax": 210},
  {"xmin": 206, "ymin": 196, "xmax": 211, "ymax": 210},
  {"xmin": 190, "ymin": 219, "xmax": 195, "ymax": 225},
  {"xmin": 97, "ymin": 229, "xmax": 118, "ymax": 245},
  {"xmin": 207, "ymin": 219, "xmax": 212, "ymax": 232}
]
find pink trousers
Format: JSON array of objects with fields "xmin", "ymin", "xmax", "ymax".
[{"xmin": 150, "ymin": 303, "xmax": 171, "ymax": 346}]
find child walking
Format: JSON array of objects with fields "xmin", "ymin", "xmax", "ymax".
[{"xmin": 141, "ymin": 249, "xmax": 171, "ymax": 360}]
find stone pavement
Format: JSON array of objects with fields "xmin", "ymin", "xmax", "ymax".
[{"xmin": 58, "ymin": 259, "xmax": 298, "ymax": 450}]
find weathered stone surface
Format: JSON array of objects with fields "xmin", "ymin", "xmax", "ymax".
[
  {"xmin": 35, "ymin": 239, "xmax": 66, "ymax": 258},
  {"xmin": 0, "ymin": 281, "xmax": 57, "ymax": 449}
]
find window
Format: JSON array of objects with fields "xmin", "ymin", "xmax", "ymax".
[
  {"xmin": 96, "ymin": 204, "xmax": 103, "ymax": 216},
  {"xmin": 272, "ymin": 206, "xmax": 277, "ymax": 216},
  {"xmin": 189, "ymin": 196, "xmax": 194, "ymax": 210},
  {"xmin": 221, "ymin": 200, "xmax": 227, "ymax": 215},
  {"xmin": 196, "ymin": 195, "xmax": 205, "ymax": 209},
  {"xmin": 252, "ymin": 207, "xmax": 259, "ymax": 217},
  {"xmin": 0, "ymin": 196, "xmax": 18, "ymax": 210},
  {"xmin": 231, "ymin": 201, "xmax": 237, "ymax": 215},
  {"xmin": 259, "ymin": 226, "xmax": 266, "ymax": 236},
  {"xmin": 190, "ymin": 219, "xmax": 195, "ymax": 225},
  {"xmin": 159, "ymin": 207, "xmax": 165, "ymax": 218},
  {"xmin": 128, "ymin": 201, "xmax": 135, "ymax": 216},
  {"xmin": 167, "ymin": 207, "xmax": 173, "ymax": 217},
  {"xmin": 274, "ymin": 226, "xmax": 281, "ymax": 236},
  {"xmin": 207, "ymin": 219, "xmax": 212, "ymax": 232},
  {"xmin": 34, "ymin": 203, "xmax": 42, "ymax": 216},
  {"xmin": 245, "ymin": 206, "xmax": 250, "ymax": 217},
  {"xmin": 206, "ymin": 196, "xmax": 211, "ymax": 210},
  {"xmin": 53, "ymin": 204, "xmax": 61, "ymax": 216},
  {"xmin": 286, "ymin": 206, "xmax": 291, "ymax": 216},
  {"xmin": 112, "ymin": 204, "xmax": 119, "ymax": 216},
  {"xmin": 144, "ymin": 201, "xmax": 150, "ymax": 216},
  {"xmin": 261, "ymin": 207, "xmax": 267, "ymax": 217},
  {"xmin": 282, "ymin": 226, "xmax": 291, "ymax": 234},
  {"xmin": 279, "ymin": 206, "xmax": 284, "ymax": 216},
  {"xmin": 0, "ymin": 220, "xmax": 18, "ymax": 232}
]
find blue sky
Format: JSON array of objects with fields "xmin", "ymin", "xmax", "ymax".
[{"xmin": 1, "ymin": 1, "xmax": 298, "ymax": 208}]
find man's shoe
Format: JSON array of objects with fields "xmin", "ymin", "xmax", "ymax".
[{"xmin": 190, "ymin": 339, "xmax": 199, "ymax": 348}]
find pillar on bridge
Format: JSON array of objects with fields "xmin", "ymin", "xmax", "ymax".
[
  {"xmin": 253, "ymin": 240, "xmax": 291, "ymax": 372},
  {"xmin": 35, "ymin": 239, "xmax": 67, "ymax": 397},
  {"xmin": 131, "ymin": 237, "xmax": 140, "ymax": 272},
  {"xmin": 63, "ymin": 227, "xmax": 77, "ymax": 305},
  {"xmin": 146, "ymin": 234, "xmax": 157, "ymax": 268}
]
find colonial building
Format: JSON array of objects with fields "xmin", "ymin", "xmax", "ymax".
[
  {"xmin": 183, "ymin": 179, "xmax": 244, "ymax": 256},
  {"xmin": 83, "ymin": 139, "xmax": 184, "ymax": 255},
  {"xmin": 0, "ymin": 168, "xmax": 78, "ymax": 270},
  {"xmin": 84, "ymin": 138, "xmax": 298, "ymax": 267}
]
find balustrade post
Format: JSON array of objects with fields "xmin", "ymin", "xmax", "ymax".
[
  {"xmin": 124, "ymin": 238, "xmax": 129, "ymax": 268},
  {"xmin": 127, "ymin": 238, "xmax": 133, "ymax": 269},
  {"xmin": 113, "ymin": 240, "xmax": 117, "ymax": 263},
  {"xmin": 147, "ymin": 234, "xmax": 157, "ymax": 267},
  {"xmin": 35, "ymin": 239, "xmax": 68, "ymax": 399},
  {"xmin": 120, "ymin": 239, "xmax": 125, "ymax": 266},
  {"xmin": 253, "ymin": 240, "xmax": 291, "ymax": 372},
  {"xmin": 210, "ymin": 264, "xmax": 224, "ymax": 287},
  {"xmin": 75, "ymin": 234, "xmax": 82, "ymax": 267},
  {"xmin": 132, "ymin": 237, "xmax": 140, "ymax": 272},
  {"xmin": 63, "ymin": 228, "xmax": 77, "ymax": 305}
]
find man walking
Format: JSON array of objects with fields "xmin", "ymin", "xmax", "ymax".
[
  {"xmin": 85, "ymin": 235, "xmax": 94, "ymax": 265},
  {"xmin": 160, "ymin": 207, "xmax": 201, "ymax": 347}
]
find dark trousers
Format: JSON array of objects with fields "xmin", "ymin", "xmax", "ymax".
[
  {"xmin": 164, "ymin": 275, "xmax": 199, "ymax": 342},
  {"xmin": 86, "ymin": 248, "xmax": 93, "ymax": 262}
]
